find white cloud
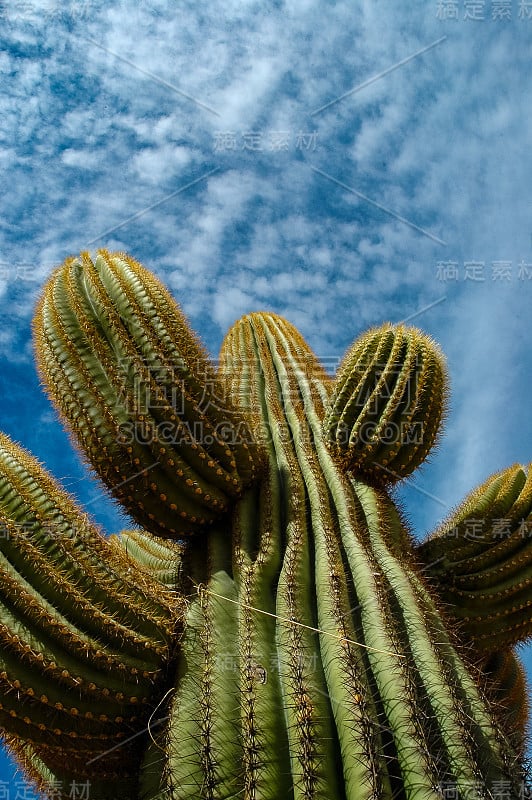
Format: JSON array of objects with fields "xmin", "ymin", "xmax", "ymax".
[
  {"xmin": 130, "ymin": 144, "xmax": 192, "ymax": 183},
  {"xmin": 212, "ymin": 285, "xmax": 255, "ymax": 328},
  {"xmin": 61, "ymin": 148, "xmax": 102, "ymax": 168}
]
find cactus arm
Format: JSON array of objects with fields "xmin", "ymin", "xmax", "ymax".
[
  {"xmin": 0, "ymin": 432, "xmax": 176, "ymax": 635},
  {"xmin": 419, "ymin": 465, "xmax": 528, "ymax": 564},
  {"xmin": 33, "ymin": 250, "xmax": 261, "ymax": 539},
  {"xmin": 37, "ymin": 258, "xmax": 230, "ymax": 531},
  {"xmin": 323, "ymin": 323, "xmax": 448, "ymax": 485},
  {"xmin": 416, "ymin": 464, "xmax": 532, "ymax": 649},
  {"xmin": 0, "ymin": 433, "xmax": 180, "ymax": 792}
]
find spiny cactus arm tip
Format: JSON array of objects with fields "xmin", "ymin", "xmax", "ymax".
[
  {"xmin": 219, "ymin": 310, "xmax": 332, "ymax": 428},
  {"xmin": 322, "ymin": 321, "xmax": 449, "ymax": 486},
  {"xmin": 32, "ymin": 249, "xmax": 263, "ymax": 541},
  {"xmin": 416, "ymin": 463, "xmax": 532, "ymax": 649}
]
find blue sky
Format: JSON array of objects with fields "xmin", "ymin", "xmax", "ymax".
[{"xmin": 1, "ymin": 0, "xmax": 532, "ymax": 793}]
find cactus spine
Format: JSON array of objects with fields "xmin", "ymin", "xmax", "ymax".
[{"xmin": 0, "ymin": 250, "xmax": 530, "ymax": 799}]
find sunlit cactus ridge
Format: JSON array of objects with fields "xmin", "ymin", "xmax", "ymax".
[{"xmin": 0, "ymin": 249, "xmax": 531, "ymax": 799}]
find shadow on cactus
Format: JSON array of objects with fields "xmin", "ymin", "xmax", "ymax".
[{"xmin": 0, "ymin": 249, "xmax": 531, "ymax": 799}]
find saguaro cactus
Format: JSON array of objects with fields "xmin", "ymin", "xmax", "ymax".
[{"xmin": 0, "ymin": 249, "xmax": 531, "ymax": 799}]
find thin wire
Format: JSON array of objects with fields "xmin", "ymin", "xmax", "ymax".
[
  {"xmin": 198, "ymin": 585, "xmax": 405, "ymax": 659},
  {"xmin": 148, "ymin": 688, "xmax": 175, "ymax": 750}
]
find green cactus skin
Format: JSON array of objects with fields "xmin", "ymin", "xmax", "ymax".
[{"xmin": 0, "ymin": 250, "xmax": 531, "ymax": 800}]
